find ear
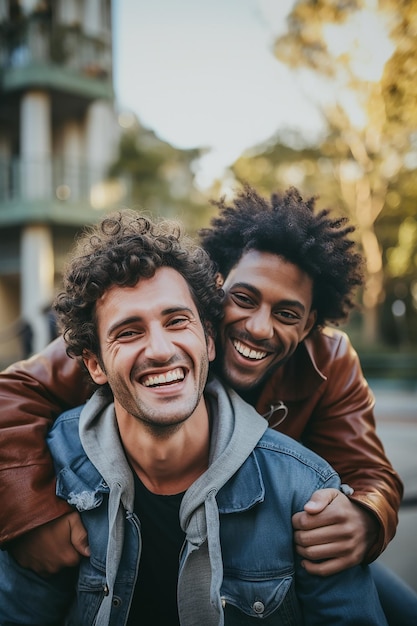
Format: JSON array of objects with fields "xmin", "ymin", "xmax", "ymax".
[
  {"xmin": 207, "ymin": 334, "xmax": 216, "ymax": 363},
  {"xmin": 215, "ymin": 272, "xmax": 224, "ymax": 289},
  {"xmin": 203, "ymin": 321, "xmax": 216, "ymax": 363},
  {"xmin": 83, "ymin": 351, "xmax": 108, "ymax": 385},
  {"xmin": 301, "ymin": 309, "xmax": 317, "ymax": 340}
]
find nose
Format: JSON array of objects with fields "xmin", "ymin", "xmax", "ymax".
[
  {"xmin": 245, "ymin": 306, "xmax": 274, "ymax": 340},
  {"xmin": 144, "ymin": 324, "xmax": 175, "ymax": 362}
]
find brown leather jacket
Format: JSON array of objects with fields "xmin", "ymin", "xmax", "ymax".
[{"xmin": 0, "ymin": 327, "xmax": 402, "ymax": 562}]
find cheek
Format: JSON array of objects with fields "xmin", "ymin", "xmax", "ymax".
[
  {"xmin": 272, "ymin": 324, "xmax": 301, "ymax": 348},
  {"xmin": 222, "ymin": 300, "xmax": 243, "ymax": 326},
  {"xmin": 103, "ymin": 346, "xmax": 136, "ymax": 376}
]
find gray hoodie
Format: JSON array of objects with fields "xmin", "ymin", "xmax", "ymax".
[{"xmin": 78, "ymin": 375, "xmax": 268, "ymax": 625}]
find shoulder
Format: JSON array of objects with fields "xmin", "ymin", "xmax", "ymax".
[
  {"xmin": 306, "ymin": 326, "xmax": 353, "ymax": 355},
  {"xmin": 303, "ymin": 327, "xmax": 361, "ymax": 372},
  {"xmin": 46, "ymin": 405, "xmax": 86, "ymax": 469},
  {"xmin": 255, "ymin": 427, "xmax": 339, "ymax": 484},
  {"xmin": 48, "ymin": 404, "xmax": 84, "ymax": 439},
  {"xmin": 47, "ymin": 405, "xmax": 105, "ymax": 502}
]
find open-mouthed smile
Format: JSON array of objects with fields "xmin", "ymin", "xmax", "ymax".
[
  {"xmin": 141, "ymin": 367, "xmax": 185, "ymax": 387},
  {"xmin": 233, "ymin": 339, "xmax": 268, "ymax": 361}
]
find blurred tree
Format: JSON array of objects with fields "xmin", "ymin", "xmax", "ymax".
[
  {"xmin": 108, "ymin": 117, "xmax": 213, "ymax": 234},
  {"xmin": 235, "ymin": 0, "xmax": 417, "ymax": 345}
]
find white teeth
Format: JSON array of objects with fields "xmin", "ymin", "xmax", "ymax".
[
  {"xmin": 233, "ymin": 340, "xmax": 267, "ymax": 360},
  {"xmin": 143, "ymin": 368, "xmax": 184, "ymax": 387}
]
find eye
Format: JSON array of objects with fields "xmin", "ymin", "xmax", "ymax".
[
  {"xmin": 116, "ymin": 328, "xmax": 143, "ymax": 341},
  {"xmin": 231, "ymin": 292, "xmax": 255, "ymax": 308},
  {"xmin": 167, "ymin": 316, "xmax": 190, "ymax": 328},
  {"xmin": 275, "ymin": 310, "xmax": 300, "ymax": 323}
]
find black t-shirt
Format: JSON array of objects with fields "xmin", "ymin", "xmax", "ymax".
[{"xmin": 127, "ymin": 473, "xmax": 185, "ymax": 626}]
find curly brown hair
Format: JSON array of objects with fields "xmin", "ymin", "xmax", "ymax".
[
  {"xmin": 54, "ymin": 210, "xmax": 223, "ymax": 360},
  {"xmin": 199, "ymin": 185, "xmax": 364, "ymax": 327}
]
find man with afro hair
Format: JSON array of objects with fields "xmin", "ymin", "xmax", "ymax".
[
  {"xmin": 200, "ymin": 185, "xmax": 390, "ymax": 563},
  {"xmin": 199, "ymin": 185, "xmax": 414, "ymax": 624}
]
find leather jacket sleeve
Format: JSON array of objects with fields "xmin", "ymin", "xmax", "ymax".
[
  {"xmin": 256, "ymin": 328, "xmax": 404, "ymax": 563},
  {"xmin": 0, "ymin": 337, "xmax": 92, "ymax": 545}
]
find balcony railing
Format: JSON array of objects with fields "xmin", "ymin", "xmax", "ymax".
[
  {"xmin": 0, "ymin": 156, "xmax": 131, "ymax": 213},
  {"xmin": 0, "ymin": 17, "xmax": 112, "ymax": 82}
]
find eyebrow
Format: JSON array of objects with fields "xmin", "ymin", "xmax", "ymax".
[
  {"xmin": 107, "ymin": 306, "xmax": 195, "ymax": 336},
  {"xmin": 230, "ymin": 282, "xmax": 307, "ymax": 314}
]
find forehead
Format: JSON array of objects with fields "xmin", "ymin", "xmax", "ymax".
[
  {"xmin": 96, "ymin": 267, "xmax": 197, "ymax": 323},
  {"xmin": 224, "ymin": 250, "xmax": 314, "ymax": 301}
]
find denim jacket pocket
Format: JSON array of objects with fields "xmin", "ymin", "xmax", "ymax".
[{"xmin": 221, "ymin": 571, "xmax": 303, "ymax": 624}]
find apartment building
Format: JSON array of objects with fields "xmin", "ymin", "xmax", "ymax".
[{"xmin": 0, "ymin": 0, "xmax": 123, "ymax": 365}]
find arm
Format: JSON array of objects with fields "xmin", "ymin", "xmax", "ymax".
[
  {"xmin": 293, "ymin": 330, "xmax": 403, "ymax": 570},
  {"xmin": 257, "ymin": 328, "xmax": 403, "ymax": 571},
  {"xmin": 296, "ymin": 552, "xmax": 388, "ymax": 625},
  {"xmin": 292, "ymin": 455, "xmax": 388, "ymax": 624},
  {"xmin": 0, "ymin": 336, "xmax": 91, "ymax": 545}
]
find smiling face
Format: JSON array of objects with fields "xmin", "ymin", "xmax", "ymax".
[
  {"xmin": 83, "ymin": 267, "xmax": 215, "ymax": 433},
  {"xmin": 217, "ymin": 250, "xmax": 316, "ymax": 393}
]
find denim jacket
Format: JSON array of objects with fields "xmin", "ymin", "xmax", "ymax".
[{"xmin": 0, "ymin": 377, "xmax": 387, "ymax": 626}]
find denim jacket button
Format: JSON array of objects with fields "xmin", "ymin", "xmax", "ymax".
[
  {"xmin": 103, "ymin": 584, "xmax": 109, "ymax": 596},
  {"xmin": 253, "ymin": 600, "xmax": 264, "ymax": 614}
]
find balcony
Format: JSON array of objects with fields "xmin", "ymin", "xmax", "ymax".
[
  {"xmin": 0, "ymin": 156, "xmax": 131, "ymax": 227},
  {"xmin": 0, "ymin": 17, "xmax": 113, "ymax": 101}
]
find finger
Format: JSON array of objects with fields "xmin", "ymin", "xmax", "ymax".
[
  {"xmin": 293, "ymin": 525, "xmax": 345, "ymax": 548},
  {"xmin": 13, "ymin": 545, "xmax": 81, "ymax": 575},
  {"xmin": 302, "ymin": 488, "xmax": 340, "ymax": 514},
  {"xmin": 292, "ymin": 489, "xmax": 342, "ymax": 530},
  {"xmin": 34, "ymin": 540, "xmax": 82, "ymax": 573},
  {"xmin": 300, "ymin": 554, "xmax": 359, "ymax": 577},
  {"xmin": 292, "ymin": 508, "xmax": 335, "ymax": 532},
  {"xmin": 295, "ymin": 538, "xmax": 351, "ymax": 561},
  {"xmin": 68, "ymin": 512, "xmax": 90, "ymax": 557}
]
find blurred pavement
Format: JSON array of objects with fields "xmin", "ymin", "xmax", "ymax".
[{"xmin": 370, "ymin": 382, "xmax": 417, "ymax": 592}]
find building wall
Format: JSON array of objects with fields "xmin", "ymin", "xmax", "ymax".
[{"xmin": 0, "ymin": 0, "xmax": 119, "ymax": 366}]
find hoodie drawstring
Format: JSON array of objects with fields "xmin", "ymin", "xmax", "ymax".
[
  {"xmin": 206, "ymin": 491, "xmax": 223, "ymax": 623},
  {"xmin": 177, "ymin": 492, "xmax": 224, "ymax": 626}
]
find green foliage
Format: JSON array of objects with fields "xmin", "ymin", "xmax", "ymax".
[
  {"xmin": 276, "ymin": 0, "xmax": 362, "ymax": 75},
  {"xmin": 382, "ymin": 0, "xmax": 417, "ymax": 128},
  {"xmin": 107, "ymin": 120, "xmax": 212, "ymax": 234},
  {"xmin": 232, "ymin": 0, "xmax": 417, "ymax": 346}
]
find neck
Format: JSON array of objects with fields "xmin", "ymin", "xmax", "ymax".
[{"xmin": 116, "ymin": 399, "xmax": 211, "ymax": 495}]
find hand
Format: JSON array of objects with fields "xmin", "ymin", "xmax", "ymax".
[
  {"xmin": 292, "ymin": 488, "xmax": 379, "ymax": 576},
  {"xmin": 9, "ymin": 511, "xmax": 90, "ymax": 576}
]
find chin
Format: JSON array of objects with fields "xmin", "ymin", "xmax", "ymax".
[{"xmin": 222, "ymin": 370, "xmax": 256, "ymax": 392}]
